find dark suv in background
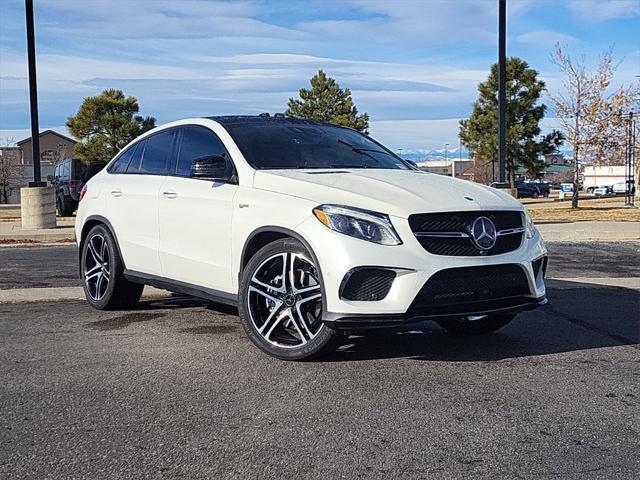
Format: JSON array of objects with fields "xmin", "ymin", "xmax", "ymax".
[
  {"xmin": 49, "ymin": 159, "xmax": 106, "ymax": 216},
  {"xmin": 491, "ymin": 181, "xmax": 542, "ymax": 198}
]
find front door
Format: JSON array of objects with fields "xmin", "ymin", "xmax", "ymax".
[{"xmin": 158, "ymin": 125, "xmax": 238, "ymax": 292}]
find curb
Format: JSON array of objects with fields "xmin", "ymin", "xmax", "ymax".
[
  {"xmin": 0, "ymin": 286, "xmax": 171, "ymax": 304},
  {"xmin": 2, "ymin": 277, "xmax": 638, "ymax": 305}
]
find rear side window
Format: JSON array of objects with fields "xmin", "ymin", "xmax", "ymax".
[
  {"xmin": 110, "ymin": 144, "xmax": 137, "ymax": 173},
  {"xmin": 60, "ymin": 161, "xmax": 69, "ymax": 179},
  {"xmin": 141, "ymin": 130, "xmax": 175, "ymax": 175},
  {"xmin": 176, "ymin": 126, "xmax": 228, "ymax": 177},
  {"xmin": 126, "ymin": 141, "xmax": 144, "ymax": 173}
]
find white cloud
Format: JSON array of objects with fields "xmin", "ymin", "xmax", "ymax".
[
  {"xmin": 515, "ymin": 30, "xmax": 579, "ymax": 46},
  {"xmin": 566, "ymin": 0, "xmax": 640, "ymax": 22}
]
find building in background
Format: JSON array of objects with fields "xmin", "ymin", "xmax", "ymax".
[
  {"xmin": 415, "ymin": 159, "xmax": 474, "ymax": 178},
  {"xmin": 0, "ymin": 130, "xmax": 74, "ymax": 204},
  {"xmin": 16, "ymin": 130, "xmax": 76, "ymax": 165}
]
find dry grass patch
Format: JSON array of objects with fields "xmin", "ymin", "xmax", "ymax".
[{"xmin": 528, "ymin": 203, "xmax": 640, "ymax": 222}]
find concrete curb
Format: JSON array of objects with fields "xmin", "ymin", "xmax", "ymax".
[
  {"xmin": 537, "ymin": 222, "xmax": 640, "ymax": 242},
  {"xmin": 0, "ymin": 286, "xmax": 171, "ymax": 304},
  {"xmin": 546, "ymin": 277, "xmax": 640, "ymax": 290},
  {"xmin": 2, "ymin": 277, "xmax": 638, "ymax": 304}
]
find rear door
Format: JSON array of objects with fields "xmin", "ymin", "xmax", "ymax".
[
  {"xmin": 158, "ymin": 125, "xmax": 238, "ymax": 292},
  {"xmin": 106, "ymin": 129, "xmax": 176, "ymax": 275}
]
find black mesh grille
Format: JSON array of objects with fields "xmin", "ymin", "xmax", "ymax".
[
  {"xmin": 340, "ymin": 268, "xmax": 396, "ymax": 301},
  {"xmin": 409, "ymin": 211, "xmax": 524, "ymax": 256},
  {"xmin": 409, "ymin": 264, "xmax": 531, "ymax": 313}
]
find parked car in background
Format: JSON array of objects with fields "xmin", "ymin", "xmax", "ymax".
[
  {"xmin": 612, "ymin": 181, "xmax": 635, "ymax": 195},
  {"xmin": 593, "ymin": 185, "xmax": 613, "ymax": 196},
  {"xmin": 49, "ymin": 158, "xmax": 106, "ymax": 216},
  {"xmin": 76, "ymin": 116, "xmax": 548, "ymax": 360},
  {"xmin": 533, "ymin": 181, "xmax": 551, "ymax": 197},
  {"xmin": 490, "ymin": 181, "xmax": 541, "ymax": 198}
]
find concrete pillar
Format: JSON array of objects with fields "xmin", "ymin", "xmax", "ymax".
[{"xmin": 20, "ymin": 186, "xmax": 56, "ymax": 229}]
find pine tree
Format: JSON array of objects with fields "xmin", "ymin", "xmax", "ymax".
[
  {"xmin": 66, "ymin": 89, "xmax": 156, "ymax": 163},
  {"xmin": 459, "ymin": 57, "xmax": 564, "ymax": 185},
  {"xmin": 286, "ymin": 70, "xmax": 369, "ymax": 132}
]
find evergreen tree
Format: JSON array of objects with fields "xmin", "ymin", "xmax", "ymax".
[
  {"xmin": 67, "ymin": 89, "xmax": 156, "ymax": 163},
  {"xmin": 459, "ymin": 57, "xmax": 564, "ymax": 185},
  {"xmin": 286, "ymin": 70, "xmax": 369, "ymax": 132}
]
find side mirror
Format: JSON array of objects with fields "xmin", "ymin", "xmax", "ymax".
[
  {"xmin": 406, "ymin": 160, "xmax": 418, "ymax": 169},
  {"xmin": 190, "ymin": 155, "xmax": 232, "ymax": 182},
  {"xmin": 46, "ymin": 175, "xmax": 54, "ymax": 183}
]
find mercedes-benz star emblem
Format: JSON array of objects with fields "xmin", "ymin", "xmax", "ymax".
[{"xmin": 470, "ymin": 216, "xmax": 497, "ymax": 251}]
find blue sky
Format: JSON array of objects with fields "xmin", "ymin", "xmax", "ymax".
[{"xmin": 1, "ymin": 0, "xmax": 638, "ymax": 150}]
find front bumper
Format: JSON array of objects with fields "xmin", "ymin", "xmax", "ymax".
[
  {"xmin": 296, "ymin": 213, "xmax": 548, "ymax": 329},
  {"xmin": 323, "ymin": 296, "xmax": 547, "ymax": 329}
]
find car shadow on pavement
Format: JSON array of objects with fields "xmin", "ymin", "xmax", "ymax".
[
  {"xmin": 127, "ymin": 282, "xmax": 638, "ymax": 363},
  {"xmin": 135, "ymin": 294, "xmax": 238, "ymax": 316},
  {"xmin": 320, "ymin": 280, "xmax": 640, "ymax": 363}
]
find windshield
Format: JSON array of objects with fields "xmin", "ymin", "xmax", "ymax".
[{"xmin": 224, "ymin": 122, "xmax": 410, "ymax": 170}]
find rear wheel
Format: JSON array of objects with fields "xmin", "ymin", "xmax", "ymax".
[
  {"xmin": 435, "ymin": 313, "xmax": 516, "ymax": 335},
  {"xmin": 81, "ymin": 225, "xmax": 143, "ymax": 310},
  {"xmin": 238, "ymin": 238, "xmax": 336, "ymax": 360},
  {"xmin": 57, "ymin": 194, "xmax": 75, "ymax": 216}
]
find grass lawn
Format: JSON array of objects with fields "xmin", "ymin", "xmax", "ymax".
[{"xmin": 527, "ymin": 197, "xmax": 640, "ymax": 222}]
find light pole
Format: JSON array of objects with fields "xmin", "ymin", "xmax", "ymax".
[
  {"xmin": 25, "ymin": 0, "xmax": 44, "ymax": 186},
  {"xmin": 21, "ymin": 0, "xmax": 56, "ymax": 229},
  {"xmin": 444, "ymin": 143, "xmax": 451, "ymax": 176},
  {"xmin": 498, "ymin": 0, "xmax": 507, "ymax": 183}
]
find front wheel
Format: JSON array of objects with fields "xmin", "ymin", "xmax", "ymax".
[
  {"xmin": 435, "ymin": 313, "xmax": 516, "ymax": 335},
  {"xmin": 238, "ymin": 238, "xmax": 336, "ymax": 360}
]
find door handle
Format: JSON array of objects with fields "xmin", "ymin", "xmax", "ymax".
[
  {"xmin": 110, "ymin": 189, "xmax": 123, "ymax": 197},
  {"xmin": 162, "ymin": 191, "xmax": 178, "ymax": 199}
]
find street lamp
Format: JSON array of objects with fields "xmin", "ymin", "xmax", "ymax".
[
  {"xmin": 444, "ymin": 143, "xmax": 450, "ymax": 176},
  {"xmin": 21, "ymin": 0, "xmax": 56, "ymax": 230}
]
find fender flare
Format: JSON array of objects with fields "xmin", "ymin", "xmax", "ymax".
[
  {"xmin": 239, "ymin": 225, "xmax": 327, "ymax": 312},
  {"xmin": 78, "ymin": 215, "xmax": 126, "ymax": 278}
]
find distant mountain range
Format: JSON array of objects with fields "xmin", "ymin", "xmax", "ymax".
[{"xmin": 398, "ymin": 148, "xmax": 574, "ymax": 162}]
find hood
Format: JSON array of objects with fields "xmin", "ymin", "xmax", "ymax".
[{"xmin": 253, "ymin": 169, "xmax": 522, "ymax": 218}]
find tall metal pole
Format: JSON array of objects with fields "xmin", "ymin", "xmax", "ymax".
[
  {"xmin": 25, "ymin": 0, "xmax": 44, "ymax": 186},
  {"xmin": 498, "ymin": 0, "xmax": 507, "ymax": 183}
]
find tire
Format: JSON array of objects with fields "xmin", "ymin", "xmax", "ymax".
[
  {"xmin": 238, "ymin": 238, "xmax": 337, "ymax": 360},
  {"xmin": 435, "ymin": 313, "xmax": 516, "ymax": 335},
  {"xmin": 80, "ymin": 224, "xmax": 143, "ymax": 310},
  {"xmin": 57, "ymin": 194, "xmax": 75, "ymax": 217}
]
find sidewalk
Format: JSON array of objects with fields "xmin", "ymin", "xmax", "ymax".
[
  {"xmin": 0, "ymin": 220, "xmax": 75, "ymax": 244},
  {"xmin": 0, "ymin": 285, "xmax": 171, "ymax": 304},
  {"xmin": 537, "ymin": 221, "xmax": 640, "ymax": 241},
  {"xmin": 0, "ymin": 219, "xmax": 638, "ymax": 245}
]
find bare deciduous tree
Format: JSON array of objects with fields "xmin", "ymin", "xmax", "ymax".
[
  {"xmin": 549, "ymin": 45, "xmax": 639, "ymax": 208},
  {"xmin": 0, "ymin": 138, "xmax": 21, "ymax": 204}
]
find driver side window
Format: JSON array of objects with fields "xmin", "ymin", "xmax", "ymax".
[{"xmin": 175, "ymin": 126, "xmax": 229, "ymax": 177}]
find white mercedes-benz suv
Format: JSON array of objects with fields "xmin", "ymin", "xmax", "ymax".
[{"xmin": 75, "ymin": 115, "xmax": 548, "ymax": 360}]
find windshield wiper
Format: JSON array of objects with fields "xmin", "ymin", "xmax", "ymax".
[{"xmin": 336, "ymin": 138, "xmax": 386, "ymax": 165}]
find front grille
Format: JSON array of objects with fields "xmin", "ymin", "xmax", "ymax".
[
  {"xmin": 408, "ymin": 264, "xmax": 531, "ymax": 315},
  {"xmin": 340, "ymin": 268, "xmax": 396, "ymax": 301},
  {"xmin": 409, "ymin": 211, "xmax": 524, "ymax": 256}
]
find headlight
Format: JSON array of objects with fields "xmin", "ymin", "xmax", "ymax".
[
  {"xmin": 523, "ymin": 207, "xmax": 537, "ymax": 239},
  {"xmin": 312, "ymin": 205, "xmax": 402, "ymax": 245}
]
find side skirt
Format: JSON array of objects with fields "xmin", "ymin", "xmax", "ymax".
[{"xmin": 123, "ymin": 270, "xmax": 238, "ymax": 307}]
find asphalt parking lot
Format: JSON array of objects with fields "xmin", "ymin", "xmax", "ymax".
[{"xmin": 1, "ymin": 242, "xmax": 639, "ymax": 479}]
